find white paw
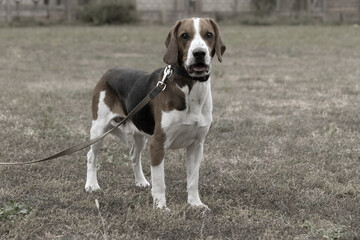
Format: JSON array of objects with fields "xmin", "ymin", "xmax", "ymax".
[
  {"xmin": 155, "ymin": 204, "xmax": 170, "ymax": 212},
  {"xmin": 85, "ymin": 183, "xmax": 101, "ymax": 192},
  {"xmin": 136, "ymin": 180, "xmax": 150, "ymax": 187},
  {"xmin": 188, "ymin": 200, "xmax": 210, "ymax": 211},
  {"xmin": 153, "ymin": 197, "xmax": 168, "ymax": 210},
  {"xmin": 163, "ymin": 207, "xmax": 171, "ymax": 212}
]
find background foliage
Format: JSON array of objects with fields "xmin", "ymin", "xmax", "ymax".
[
  {"xmin": 251, "ymin": 0, "xmax": 277, "ymax": 17},
  {"xmin": 79, "ymin": 0, "xmax": 137, "ymax": 25}
]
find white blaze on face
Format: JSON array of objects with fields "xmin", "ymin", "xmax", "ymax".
[{"xmin": 185, "ymin": 18, "xmax": 212, "ymax": 74}]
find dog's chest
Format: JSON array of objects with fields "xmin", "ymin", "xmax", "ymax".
[{"xmin": 161, "ymin": 81, "xmax": 212, "ymax": 149}]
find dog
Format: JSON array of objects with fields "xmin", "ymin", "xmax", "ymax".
[{"xmin": 85, "ymin": 18, "xmax": 226, "ymax": 210}]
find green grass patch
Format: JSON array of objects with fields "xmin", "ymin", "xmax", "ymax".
[{"xmin": 0, "ymin": 201, "xmax": 32, "ymax": 221}]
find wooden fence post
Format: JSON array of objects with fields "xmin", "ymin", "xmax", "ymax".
[
  {"xmin": 323, "ymin": 0, "xmax": 328, "ymax": 21},
  {"xmin": 5, "ymin": 0, "xmax": 12, "ymax": 23},
  {"xmin": 46, "ymin": 0, "xmax": 55, "ymax": 19},
  {"xmin": 65, "ymin": 0, "xmax": 72, "ymax": 22},
  {"xmin": 15, "ymin": 0, "xmax": 20, "ymax": 20},
  {"xmin": 358, "ymin": 0, "xmax": 360, "ymax": 22},
  {"xmin": 276, "ymin": 0, "xmax": 281, "ymax": 12}
]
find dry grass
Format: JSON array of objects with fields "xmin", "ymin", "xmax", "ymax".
[{"xmin": 0, "ymin": 24, "xmax": 360, "ymax": 239}]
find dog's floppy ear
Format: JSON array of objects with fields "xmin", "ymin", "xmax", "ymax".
[
  {"xmin": 209, "ymin": 19, "xmax": 226, "ymax": 62},
  {"xmin": 163, "ymin": 21, "xmax": 182, "ymax": 65}
]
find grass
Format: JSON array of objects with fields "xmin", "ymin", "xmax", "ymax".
[
  {"xmin": 0, "ymin": 23, "xmax": 360, "ymax": 239},
  {"xmin": 0, "ymin": 201, "xmax": 32, "ymax": 221}
]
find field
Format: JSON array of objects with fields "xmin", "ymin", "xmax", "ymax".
[{"xmin": 0, "ymin": 23, "xmax": 360, "ymax": 239}]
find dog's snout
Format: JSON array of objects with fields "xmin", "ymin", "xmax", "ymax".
[{"xmin": 193, "ymin": 48, "xmax": 206, "ymax": 59}]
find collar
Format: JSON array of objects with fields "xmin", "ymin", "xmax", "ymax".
[{"xmin": 171, "ymin": 65, "xmax": 210, "ymax": 82}]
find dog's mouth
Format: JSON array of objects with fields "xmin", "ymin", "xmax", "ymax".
[{"xmin": 187, "ymin": 63, "xmax": 210, "ymax": 75}]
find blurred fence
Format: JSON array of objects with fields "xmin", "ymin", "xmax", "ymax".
[
  {"xmin": 136, "ymin": 0, "xmax": 252, "ymax": 23},
  {"xmin": 137, "ymin": 0, "xmax": 360, "ymax": 23},
  {"xmin": 276, "ymin": 0, "xmax": 360, "ymax": 22},
  {"xmin": 0, "ymin": 0, "xmax": 73, "ymax": 23},
  {"xmin": 1, "ymin": 0, "xmax": 359, "ymax": 23}
]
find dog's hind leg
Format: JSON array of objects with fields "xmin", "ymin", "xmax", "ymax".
[
  {"xmin": 86, "ymin": 88, "xmax": 117, "ymax": 192},
  {"xmin": 85, "ymin": 120, "xmax": 107, "ymax": 192},
  {"xmin": 110, "ymin": 120, "xmax": 149, "ymax": 187},
  {"xmin": 131, "ymin": 133, "xmax": 150, "ymax": 187}
]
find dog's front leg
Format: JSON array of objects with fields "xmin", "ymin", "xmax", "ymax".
[
  {"xmin": 186, "ymin": 142, "xmax": 208, "ymax": 209},
  {"xmin": 150, "ymin": 137, "xmax": 167, "ymax": 210}
]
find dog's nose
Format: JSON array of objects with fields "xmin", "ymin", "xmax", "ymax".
[{"xmin": 193, "ymin": 48, "xmax": 206, "ymax": 59}]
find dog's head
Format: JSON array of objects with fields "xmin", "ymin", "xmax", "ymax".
[{"xmin": 163, "ymin": 18, "xmax": 226, "ymax": 78}]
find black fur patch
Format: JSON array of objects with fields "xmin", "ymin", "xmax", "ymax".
[{"xmin": 105, "ymin": 68, "xmax": 163, "ymax": 135}]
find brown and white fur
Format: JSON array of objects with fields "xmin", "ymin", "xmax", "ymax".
[{"xmin": 85, "ymin": 18, "xmax": 226, "ymax": 210}]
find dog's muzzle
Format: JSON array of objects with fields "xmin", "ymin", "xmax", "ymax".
[{"xmin": 186, "ymin": 48, "xmax": 210, "ymax": 76}]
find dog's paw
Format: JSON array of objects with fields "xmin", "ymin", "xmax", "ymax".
[
  {"xmin": 136, "ymin": 180, "xmax": 150, "ymax": 188},
  {"xmin": 162, "ymin": 207, "xmax": 171, "ymax": 212},
  {"xmin": 153, "ymin": 198, "xmax": 168, "ymax": 211},
  {"xmin": 154, "ymin": 205, "xmax": 170, "ymax": 212},
  {"xmin": 188, "ymin": 200, "xmax": 210, "ymax": 211},
  {"xmin": 85, "ymin": 183, "xmax": 101, "ymax": 192}
]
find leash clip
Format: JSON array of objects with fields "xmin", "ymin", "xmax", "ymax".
[
  {"xmin": 156, "ymin": 81, "xmax": 167, "ymax": 91},
  {"xmin": 156, "ymin": 65, "xmax": 173, "ymax": 91},
  {"xmin": 164, "ymin": 65, "xmax": 173, "ymax": 79}
]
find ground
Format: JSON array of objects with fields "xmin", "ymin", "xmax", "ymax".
[{"xmin": 0, "ymin": 24, "xmax": 359, "ymax": 239}]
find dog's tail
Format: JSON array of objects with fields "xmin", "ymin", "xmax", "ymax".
[{"xmin": 110, "ymin": 119, "xmax": 129, "ymax": 146}]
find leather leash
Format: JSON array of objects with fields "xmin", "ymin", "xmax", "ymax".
[{"xmin": 0, "ymin": 66, "xmax": 173, "ymax": 166}]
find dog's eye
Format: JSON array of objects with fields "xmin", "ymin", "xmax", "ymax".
[
  {"xmin": 206, "ymin": 32, "xmax": 213, "ymax": 40},
  {"xmin": 180, "ymin": 33, "xmax": 189, "ymax": 40}
]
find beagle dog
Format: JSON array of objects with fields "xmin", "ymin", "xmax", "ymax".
[{"xmin": 85, "ymin": 18, "xmax": 226, "ymax": 209}]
